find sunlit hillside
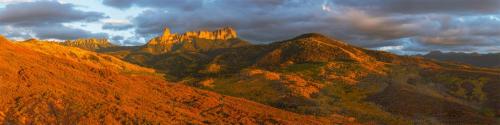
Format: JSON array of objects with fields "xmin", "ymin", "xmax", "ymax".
[
  {"xmin": 0, "ymin": 36, "xmax": 358, "ymax": 124},
  {"xmin": 1, "ymin": 0, "xmax": 499, "ymax": 125}
]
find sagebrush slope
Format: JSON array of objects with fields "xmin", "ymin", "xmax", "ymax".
[{"xmin": 0, "ymin": 37, "xmax": 358, "ymax": 124}]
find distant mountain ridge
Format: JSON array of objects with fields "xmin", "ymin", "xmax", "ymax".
[
  {"xmin": 61, "ymin": 38, "xmax": 116, "ymax": 51},
  {"xmin": 423, "ymin": 51, "xmax": 500, "ymax": 68},
  {"xmin": 54, "ymin": 27, "xmax": 248, "ymax": 54}
]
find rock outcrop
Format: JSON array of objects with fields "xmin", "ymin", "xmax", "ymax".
[
  {"xmin": 142, "ymin": 27, "xmax": 247, "ymax": 54},
  {"xmin": 153, "ymin": 27, "xmax": 237, "ymax": 45},
  {"xmin": 61, "ymin": 38, "xmax": 116, "ymax": 51}
]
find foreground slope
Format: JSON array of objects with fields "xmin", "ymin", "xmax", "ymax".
[
  {"xmin": 0, "ymin": 36, "xmax": 357, "ymax": 124},
  {"xmin": 107, "ymin": 33, "xmax": 499, "ymax": 124}
]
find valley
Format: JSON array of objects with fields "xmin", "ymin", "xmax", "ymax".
[{"xmin": 51, "ymin": 27, "xmax": 500, "ymax": 124}]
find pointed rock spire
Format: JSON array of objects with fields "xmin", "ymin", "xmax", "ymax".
[
  {"xmin": 163, "ymin": 27, "xmax": 171, "ymax": 36},
  {"xmin": 214, "ymin": 27, "xmax": 237, "ymax": 40},
  {"xmin": 151, "ymin": 26, "xmax": 239, "ymax": 45},
  {"xmin": 142, "ymin": 26, "xmax": 248, "ymax": 54},
  {"xmin": 160, "ymin": 27, "xmax": 172, "ymax": 41}
]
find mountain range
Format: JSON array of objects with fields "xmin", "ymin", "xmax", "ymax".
[
  {"xmin": 422, "ymin": 51, "xmax": 500, "ymax": 68},
  {"xmin": 1, "ymin": 27, "xmax": 499, "ymax": 124}
]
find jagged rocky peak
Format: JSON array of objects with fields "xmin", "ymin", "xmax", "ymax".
[
  {"xmin": 142, "ymin": 26, "xmax": 248, "ymax": 54},
  {"xmin": 178, "ymin": 26, "xmax": 237, "ymax": 40},
  {"xmin": 160, "ymin": 27, "xmax": 173, "ymax": 41},
  {"xmin": 151, "ymin": 26, "xmax": 238, "ymax": 45},
  {"xmin": 62, "ymin": 38, "xmax": 115, "ymax": 50}
]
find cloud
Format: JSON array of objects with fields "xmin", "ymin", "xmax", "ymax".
[
  {"xmin": 111, "ymin": 35, "xmax": 124, "ymax": 41},
  {"xmin": 33, "ymin": 24, "xmax": 109, "ymax": 40},
  {"xmin": 97, "ymin": 0, "xmax": 496, "ymax": 53},
  {"xmin": 328, "ymin": 8, "xmax": 438, "ymax": 41},
  {"xmin": 131, "ymin": 9, "xmax": 171, "ymax": 38},
  {"xmin": 0, "ymin": 25, "xmax": 32, "ymax": 40},
  {"xmin": 102, "ymin": 19, "xmax": 134, "ymax": 31},
  {"xmin": 415, "ymin": 16, "xmax": 500, "ymax": 47},
  {"xmin": 2, "ymin": 0, "xmax": 500, "ymax": 54},
  {"xmin": 102, "ymin": 0, "xmax": 203, "ymax": 10},
  {"xmin": 131, "ymin": 1, "xmax": 324, "ymax": 41},
  {"xmin": 0, "ymin": 24, "xmax": 108, "ymax": 40},
  {"xmin": 0, "ymin": 1, "xmax": 106, "ymax": 26},
  {"xmin": 0, "ymin": 1, "xmax": 109, "ymax": 40},
  {"xmin": 330, "ymin": 0, "xmax": 500, "ymax": 14},
  {"xmin": 102, "ymin": 23, "xmax": 133, "ymax": 31},
  {"xmin": 0, "ymin": 0, "xmax": 34, "ymax": 4}
]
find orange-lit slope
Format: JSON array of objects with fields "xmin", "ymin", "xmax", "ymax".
[{"xmin": 0, "ymin": 36, "xmax": 357, "ymax": 124}]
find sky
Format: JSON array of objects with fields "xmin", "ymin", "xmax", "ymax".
[{"xmin": 1, "ymin": 0, "xmax": 500, "ymax": 55}]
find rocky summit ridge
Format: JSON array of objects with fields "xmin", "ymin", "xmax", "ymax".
[
  {"xmin": 61, "ymin": 38, "xmax": 116, "ymax": 51},
  {"xmin": 141, "ymin": 26, "xmax": 248, "ymax": 54},
  {"xmin": 148, "ymin": 27, "xmax": 237, "ymax": 46}
]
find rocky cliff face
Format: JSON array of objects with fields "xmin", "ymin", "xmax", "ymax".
[
  {"xmin": 61, "ymin": 38, "xmax": 116, "ymax": 51},
  {"xmin": 142, "ymin": 27, "xmax": 247, "ymax": 54},
  {"xmin": 152, "ymin": 27, "xmax": 237, "ymax": 44}
]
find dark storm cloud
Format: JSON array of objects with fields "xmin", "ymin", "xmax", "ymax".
[
  {"xmin": 110, "ymin": 35, "xmax": 126, "ymax": 45},
  {"xmin": 330, "ymin": 0, "xmax": 500, "ymax": 14},
  {"xmin": 131, "ymin": 0, "xmax": 324, "ymax": 41},
  {"xmin": 102, "ymin": 0, "xmax": 135, "ymax": 9},
  {"xmin": 0, "ymin": 1, "xmax": 106, "ymax": 26},
  {"xmin": 132, "ymin": 10, "xmax": 170, "ymax": 38},
  {"xmin": 415, "ymin": 16, "xmax": 500, "ymax": 47},
  {"xmin": 103, "ymin": 0, "xmax": 203, "ymax": 11},
  {"xmin": 123, "ymin": 0, "xmax": 500, "ymax": 54},
  {"xmin": 111, "ymin": 36, "xmax": 124, "ymax": 41},
  {"xmin": 131, "ymin": 0, "xmax": 428, "ymax": 42},
  {"xmin": 0, "ymin": 1, "xmax": 109, "ymax": 40},
  {"xmin": 102, "ymin": 23, "xmax": 134, "ymax": 31},
  {"xmin": 102, "ymin": 0, "xmax": 290, "ymax": 10}
]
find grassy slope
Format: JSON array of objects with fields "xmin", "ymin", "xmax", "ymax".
[
  {"xmin": 62, "ymin": 33, "xmax": 500, "ymax": 124},
  {"xmin": 0, "ymin": 37, "xmax": 357, "ymax": 124}
]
